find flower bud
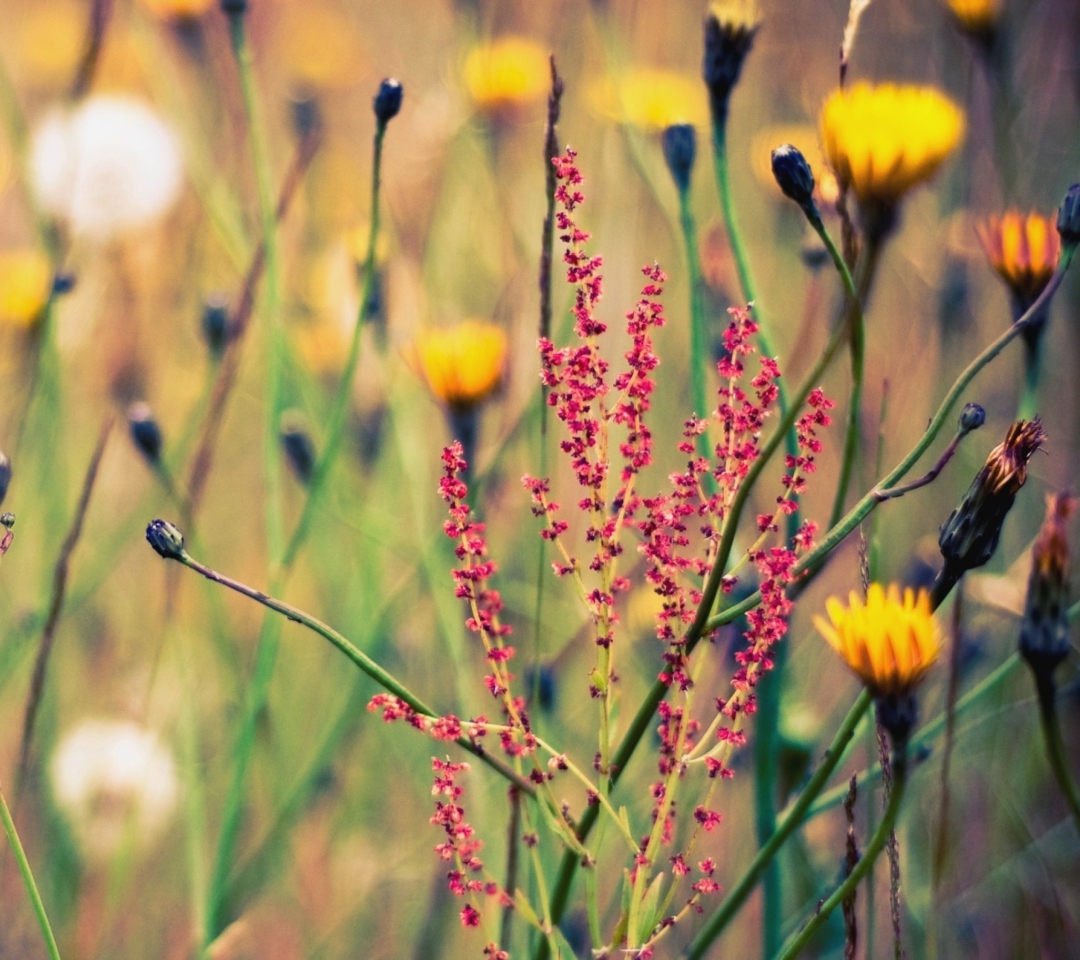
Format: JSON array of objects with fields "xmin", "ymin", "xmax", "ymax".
[
  {"xmin": 128, "ymin": 402, "xmax": 163, "ymax": 464},
  {"xmin": 373, "ymin": 78, "xmax": 403, "ymax": 125},
  {"xmin": 959, "ymin": 402, "xmax": 986, "ymax": 433},
  {"xmin": 280, "ymin": 410, "xmax": 316, "ymax": 485},
  {"xmin": 146, "ymin": 519, "xmax": 185, "ymax": 560},
  {"xmin": 53, "ymin": 272, "xmax": 77, "ymax": 295},
  {"xmin": 290, "ymin": 93, "xmax": 321, "ymax": 142},
  {"xmin": 0, "ymin": 452, "xmax": 10, "ymax": 507},
  {"xmin": 938, "ymin": 419, "xmax": 1046, "ymax": 579},
  {"xmin": 703, "ymin": 0, "xmax": 760, "ymax": 128},
  {"xmin": 770, "ymin": 143, "xmax": 816, "ymax": 213},
  {"xmin": 1019, "ymin": 492, "xmax": 1074, "ymax": 680},
  {"xmin": 220, "ymin": 0, "xmax": 246, "ymax": 16},
  {"xmin": 201, "ymin": 296, "xmax": 229, "ymax": 358},
  {"xmin": 0, "ymin": 512, "xmax": 13, "ymax": 529},
  {"xmin": 1056, "ymin": 183, "xmax": 1080, "ymax": 246},
  {"xmin": 662, "ymin": 124, "xmax": 697, "ymax": 194}
]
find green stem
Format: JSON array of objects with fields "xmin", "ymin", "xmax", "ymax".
[
  {"xmin": 169, "ymin": 548, "xmax": 535, "ymax": 797},
  {"xmin": 1017, "ymin": 336, "xmax": 1041, "ymax": 421},
  {"xmin": 0, "ymin": 781, "xmax": 63, "ymax": 960},
  {"xmin": 772, "ymin": 748, "xmax": 908, "ymax": 960},
  {"xmin": 1035, "ymin": 677, "xmax": 1080, "ymax": 835},
  {"xmin": 677, "ymin": 183, "xmax": 710, "ymax": 464}
]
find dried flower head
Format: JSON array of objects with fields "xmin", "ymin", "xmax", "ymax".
[
  {"xmin": 820, "ymin": 82, "xmax": 964, "ymax": 208},
  {"xmin": 410, "ymin": 322, "xmax": 508, "ymax": 412},
  {"xmin": 51, "ymin": 719, "xmax": 179, "ymax": 863},
  {"xmin": 31, "ymin": 96, "xmax": 184, "ymax": 240},
  {"xmin": 586, "ymin": 68, "xmax": 709, "ymax": 131},
  {"xmin": 1020, "ymin": 492, "xmax": 1075, "ymax": 677},
  {"xmin": 979, "ymin": 211, "xmax": 1060, "ymax": 308},
  {"xmin": 463, "ymin": 37, "xmax": 550, "ymax": 115},
  {"xmin": 946, "ymin": 0, "xmax": 999, "ymax": 38},
  {"xmin": 703, "ymin": 0, "xmax": 761, "ymax": 126},
  {"xmin": 815, "ymin": 584, "xmax": 941, "ymax": 698},
  {"xmin": 938, "ymin": 419, "xmax": 1047, "ymax": 578},
  {"xmin": 0, "ymin": 249, "xmax": 51, "ymax": 328}
]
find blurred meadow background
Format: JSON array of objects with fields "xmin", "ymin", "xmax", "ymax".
[{"xmin": 0, "ymin": 0, "xmax": 1079, "ymax": 958}]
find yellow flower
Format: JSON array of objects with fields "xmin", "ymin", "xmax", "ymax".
[
  {"xmin": 463, "ymin": 37, "xmax": 550, "ymax": 114},
  {"xmin": 586, "ymin": 68, "xmax": 709, "ymax": 131},
  {"xmin": 946, "ymin": 0, "xmax": 998, "ymax": 36},
  {"xmin": 820, "ymin": 82, "xmax": 964, "ymax": 206},
  {"xmin": 410, "ymin": 322, "xmax": 507, "ymax": 410},
  {"xmin": 979, "ymin": 211, "xmax": 1060, "ymax": 305},
  {"xmin": 0, "ymin": 250, "xmax": 52, "ymax": 328},
  {"xmin": 814, "ymin": 584, "xmax": 941, "ymax": 697},
  {"xmin": 137, "ymin": 0, "xmax": 215, "ymax": 19}
]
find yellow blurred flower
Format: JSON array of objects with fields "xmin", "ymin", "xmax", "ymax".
[
  {"xmin": 0, "ymin": 250, "xmax": 52, "ymax": 328},
  {"xmin": 137, "ymin": 0, "xmax": 215, "ymax": 19},
  {"xmin": 13, "ymin": 1, "xmax": 85, "ymax": 87},
  {"xmin": 277, "ymin": 1, "xmax": 366, "ymax": 90},
  {"xmin": 978, "ymin": 211, "xmax": 1060, "ymax": 305},
  {"xmin": 410, "ymin": 321, "xmax": 507, "ymax": 410},
  {"xmin": 946, "ymin": 0, "xmax": 998, "ymax": 36},
  {"xmin": 586, "ymin": 68, "xmax": 709, "ymax": 131},
  {"xmin": 463, "ymin": 36, "xmax": 550, "ymax": 114},
  {"xmin": 820, "ymin": 82, "xmax": 964, "ymax": 206},
  {"xmin": 814, "ymin": 584, "xmax": 941, "ymax": 697}
]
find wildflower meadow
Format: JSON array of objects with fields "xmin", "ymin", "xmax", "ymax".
[{"xmin": 1, "ymin": 1, "xmax": 1079, "ymax": 958}]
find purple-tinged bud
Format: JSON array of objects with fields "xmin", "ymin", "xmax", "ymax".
[
  {"xmin": 1056, "ymin": 183, "xmax": 1080, "ymax": 246},
  {"xmin": 146, "ymin": 519, "xmax": 185, "ymax": 560},
  {"xmin": 128, "ymin": 402, "xmax": 163, "ymax": 464},
  {"xmin": 662, "ymin": 124, "xmax": 697, "ymax": 194},
  {"xmin": 373, "ymin": 78, "xmax": 403, "ymax": 125},
  {"xmin": 770, "ymin": 144, "xmax": 815, "ymax": 213}
]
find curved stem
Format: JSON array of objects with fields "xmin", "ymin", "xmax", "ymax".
[
  {"xmin": 1035, "ymin": 677, "xmax": 1080, "ymax": 835},
  {"xmin": 772, "ymin": 747, "xmax": 908, "ymax": 960},
  {"xmin": 0, "ymin": 782, "xmax": 63, "ymax": 960},
  {"xmin": 684, "ymin": 689, "xmax": 873, "ymax": 960}
]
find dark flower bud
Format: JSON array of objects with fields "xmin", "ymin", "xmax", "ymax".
[
  {"xmin": 52, "ymin": 272, "xmax": 77, "ymax": 295},
  {"xmin": 662, "ymin": 124, "xmax": 697, "ymax": 194},
  {"xmin": 524, "ymin": 663, "xmax": 557, "ymax": 712},
  {"xmin": 290, "ymin": 93, "xmax": 321, "ymax": 142},
  {"xmin": 0, "ymin": 512, "xmax": 13, "ymax": 529},
  {"xmin": 959, "ymin": 402, "xmax": 986, "ymax": 433},
  {"xmin": 128, "ymin": 402, "xmax": 163, "ymax": 464},
  {"xmin": 1056, "ymin": 183, "xmax": 1080, "ymax": 246},
  {"xmin": 220, "ymin": 0, "xmax": 247, "ymax": 16},
  {"xmin": 0, "ymin": 452, "xmax": 10, "ymax": 507},
  {"xmin": 373, "ymin": 78, "xmax": 403, "ymax": 125},
  {"xmin": 771, "ymin": 144, "xmax": 816, "ymax": 214},
  {"xmin": 1020, "ymin": 493, "xmax": 1074, "ymax": 683},
  {"xmin": 280, "ymin": 410, "xmax": 316, "ymax": 485},
  {"xmin": 703, "ymin": 1, "xmax": 760, "ymax": 128},
  {"xmin": 146, "ymin": 519, "xmax": 185, "ymax": 560},
  {"xmin": 938, "ymin": 419, "xmax": 1046, "ymax": 582},
  {"xmin": 875, "ymin": 692, "xmax": 919, "ymax": 752},
  {"xmin": 201, "ymin": 296, "xmax": 229, "ymax": 358}
]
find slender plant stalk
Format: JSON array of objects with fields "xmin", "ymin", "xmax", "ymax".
[
  {"xmin": 1035, "ymin": 678, "xmax": 1080, "ymax": 835},
  {"xmin": 772, "ymin": 749, "xmax": 909, "ymax": 960},
  {"xmin": 677, "ymin": 183, "xmax": 710, "ymax": 452},
  {"xmin": 0, "ymin": 781, "xmax": 63, "ymax": 960},
  {"xmin": 17, "ymin": 417, "xmax": 113, "ymax": 782},
  {"xmin": 162, "ymin": 544, "xmax": 534, "ymax": 797}
]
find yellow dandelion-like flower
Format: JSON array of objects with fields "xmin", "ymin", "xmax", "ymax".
[
  {"xmin": 814, "ymin": 584, "xmax": 941, "ymax": 697},
  {"xmin": 463, "ymin": 37, "xmax": 550, "ymax": 114},
  {"xmin": 137, "ymin": 0, "xmax": 215, "ymax": 19},
  {"xmin": 946, "ymin": 0, "xmax": 998, "ymax": 36},
  {"xmin": 586, "ymin": 68, "xmax": 709, "ymax": 132},
  {"xmin": 820, "ymin": 82, "xmax": 964, "ymax": 206},
  {"xmin": 979, "ymin": 211, "xmax": 1060, "ymax": 306},
  {"xmin": 410, "ymin": 321, "xmax": 507, "ymax": 411},
  {"xmin": 0, "ymin": 250, "xmax": 52, "ymax": 328}
]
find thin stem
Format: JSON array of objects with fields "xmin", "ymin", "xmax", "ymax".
[
  {"xmin": 0, "ymin": 781, "xmax": 63, "ymax": 960},
  {"xmin": 165, "ymin": 546, "xmax": 535, "ymax": 797},
  {"xmin": 1035, "ymin": 678, "xmax": 1080, "ymax": 835},
  {"xmin": 677, "ymin": 183, "xmax": 711, "ymax": 464},
  {"xmin": 772, "ymin": 748, "xmax": 908, "ymax": 960},
  {"xmin": 683, "ymin": 690, "xmax": 873, "ymax": 960}
]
